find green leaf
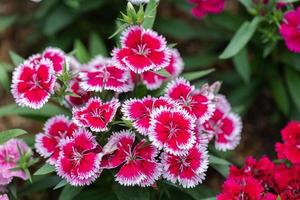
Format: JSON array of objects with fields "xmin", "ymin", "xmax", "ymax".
[
  {"xmin": 34, "ymin": 163, "xmax": 55, "ymax": 176},
  {"xmin": 276, "ymin": 0, "xmax": 298, "ymax": 2},
  {"xmin": 184, "ymin": 53, "xmax": 218, "ymax": 70},
  {"xmin": 9, "ymin": 51, "xmax": 24, "ymax": 66},
  {"xmin": 0, "ymin": 65, "xmax": 10, "ymax": 91},
  {"xmin": 270, "ymin": 74, "xmax": 289, "ymax": 116},
  {"xmin": 89, "ymin": 32, "xmax": 108, "ymax": 57},
  {"xmin": 155, "ymin": 68, "xmax": 171, "ymax": 78},
  {"xmin": 238, "ymin": 0, "xmax": 252, "ymax": 9},
  {"xmin": 219, "ymin": 16, "xmax": 262, "ymax": 59},
  {"xmin": 209, "ymin": 155, "xmax": 231, "ymax": 165},
  {"xmin": 209, "ymin": 155, "xmax": 230, "ymax": 177},
  {"xmin": 0, "ymin": 129, "xmax": 27, "ymax": 145},
  {"xmin": 276, "ymin": 195, "xmax": 282, "ymax": 200},
  {"xmin": 182, "ymin": 69, "xmax": 215, "ymax": 81},
  {"xmin": 210, "ymin": 163, "xmax": 229, "ymax": 177},
  {"xmin": 109, "ymin": 23, "xmax": 129, "ymax": 39},
  {"xmin": 285, "ymin": 67, "xmax": 300, "ymax": 112},
  {"xmin": 0, "ymin": 15, "xmax": 17, "ymax": 33},
  {"xmin": 74, "ymin": 40, "xmax": 90, "ymax": 63},
  {"xmin": 0, "ymin": 103, "xmax": 71, "ymax": 118},
  {"xmin": 54, "ymin": 180, "xmax": 68, "ymax": 190},
  {"xmin": 113, "ymin": 183, "xmax": 150, "ymax": 200},
  {"xmin": 59, "ymin": 185, "xmax": 83, "ymax": 200},
  {"xmin": 142, "ymin": 0, "xmax": 157, "ymax": 29},
  {"xmin": 233, "ymin": 48, "xmax": 251, "ymax": 84}
]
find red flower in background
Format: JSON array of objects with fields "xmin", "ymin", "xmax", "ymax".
[
  {"xmin": 79, "ymin": 56, "xmax": 133, "ymax": 93},
  {"xmin": 113, "ymin": 26, "xmax": 170, "ymax": 74},
  {"xmin": 73, "ymin": 97, "xmax": 120, "ymax": 132},
  {"xmin": 188, "ymin": 0, "xmax": 225, "ymax": 19},
  {"xmin": 56, "ymin": 129, "xmax": 102, "ymax": 186},
  {"xmin": 101, "ymin": 130, "xmax": 161, "ymax": 187},
  {"xmin": 275, "ymin": 121, "xmax": 300, "ymax": 164},
  {"xmin": 161, "ymin": 144, "xmax": 208, "ymax": 188},
  {"xmin": 280, "ymin": 7, "xmax": 300, "ymax": 53},
  {"xmin": 35, "ymin": 115, "xmax": 78, "ymax": 165},
  {"xmin": 122, "ymin": 96, "xmax": 176, "ymax": 135},
  {"xmin": 11, "ymin": 59, "xmax": 56, "ymax": 109},
  {"xmin": 65, "ymin": 78, "xmax": 91, "ymax": 107},
  {"xmin": 149, "ymin": 107, "xmax": 196, "ymax": 155},
  {"xmin": 43, "ymin": 47, "xmax": 65, "ymax": 73}
]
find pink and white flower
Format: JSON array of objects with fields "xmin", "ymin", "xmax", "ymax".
[
  {"xmin": 65, "ymin": 78, "xmax": 91, "ymax": 107},
  {"xmin": 141, "ymin": 49, "xmax": 184, "ymax": 90},
  {"xmin": 0, "ymin": 194, "xmax": 8, "ymax": 200},
  {"xmin": 149, "ymin": 107, "xmax": 196, "ymax": 155},
  {"xmin": 0, "ymin": 139, "xmax": 31, "ymax": 186},
  {"xmin": 73, "ymin": 97, "xmax": 120, "ymax": 132},
  {"xmin": 101, "ymin": 130, "xmax": 161, "ymax": 187},
  {"xmin": 42, "ymin": 47, "xmax": 65, "ymax": 73},
  {"xmin": 165, "ymin": 78, "xmax": 215, "ymax": 124},
  {"xmin": 35, "ymin": 115, "xmax": 78, "ymax": 165},
  {"xmin": 161, "ymin": 144, "xmax": 208, "ymax": 188},
  {"xmin": 122, "ymin": 96, "xmax": 177, "ymax": 135},
  {"xmin": 79, "ymin": 56, "xmax": 133, "ymax": 92},
  {"xmin": 202, "ymin": 95, "xmax": 242, "ymax": 151},
  {"xmin": 56, "ymin": 129, "xmax": 102, "ymax": 186},
  {"xmin": 11, "ymin": 59, "xmax": 56, "ymax": 109},
  {"xmin": 112, "ymin": 26, "xmax": 170, "ymax": 74}
]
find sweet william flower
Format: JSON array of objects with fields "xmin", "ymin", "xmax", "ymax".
[
  {"xmin": 56, "ymin": 129, "xmax": 102, "ymax": 186},
  {"xmin": 73, "ymin": 97, "xmax": 120, "ymax": 132},
  {"xmin": 149, "ymin": 107, "xmax": 196, "ymax": 155},
  {"xmin": 0, "ymin": 194, "xmax": 8, "ymax": 200},
  {"xmin": 101, "ymin": 130, "xmax": 161, "ymax": 187},
  {"xmin": 161, "ymin": 144, "xmax": 208, "ymax": 188},
  {"xmin": 65, "ymin": 78, "xmax": 91, "ymax": 108},
  {"xmin": 275, "ymin": 121, "xmax": 300, "ymax": 164},
  {"xmin": 122, "ymin": 96, "xmax": 177, "ymax": 135},
  {"xmin": 280, "ymin": 7, "xmax": 300, "ymax": 53},
  {"xmin": 188, "ymin": 0, "xmax": 225, "ymax": 19},
  {"xmin": 35, "ymin": 115, "xmax": 78, "ymax": 165},
  {"xmin": 11, "ymin": 58, "xmax": 56, "ymax": 109},
  {"xmin": 42, "ymin": 47, "xmax": 65, "ymax": 73},
  {"xmin": 112, "ymin": 26, "xmax": 170, "ymax": 74}
]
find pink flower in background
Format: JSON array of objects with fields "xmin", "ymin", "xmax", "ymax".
[
  {"xmin": 122, "ymin": 96, "xmax": 177, "ymax": 135},
  {"xmin": 35, "ymin": 115, "xmax": 78, "ymax": 165},
  {"xmin": 165, "ymin": 78, "xmax": 215, "ymax": 123},
  {"xmin": 73, "ymin": 97, "xmax": 120, "ymax": 132},
  {"xmin": 149, "ymin": 107, "xmax": 196, "ymax": 155},
  {"xmin": 188, "ymin": 0, "xmax": 225, "ymax": 19},
  {"xmin": 65, "ymin": 78, "xmax": 91, "ymax": 107},
  {"xmin": 11, "ymin": 59, "xmax": 56, "ymax": 109},
  {"xmin": 79, "ymin": 56, "xmax": 133, "ymax": 93},
  {"xmin": 113, "ymin": 26, "xmax": 170, "ymax": 74},
  {"xmin": 280, "ymin": 7, "xmax": 300, "ymax": 53},
  {"xmin": 42, "ymin": 47, "xmax": 65, "ymax": 73},
  {"xmin": 0, "ymin": 194, "xmax": 8, "ymax": 200},
  {"xmin": 161, "ymin": 144, "xmax": 208, "ymax": 188},
  {"xmin": 101, "ymin": 130, "xmax": 161, "ymax": 187},
  {"xmin": 275, "ymin": 121, "xmax": 300, "ymax": 164},
  {"xmin": 56, "ymin": 129, "xmax": 102, "ymax": 186},
  {"xmin": 0, "ymin": 139, "xmax": 31, "ymax": 186}
]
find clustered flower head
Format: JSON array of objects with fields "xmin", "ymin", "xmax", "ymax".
[
  {"xmin": 280, "ymin": 6, "xmax": 300, "ymax": 53},
  {"xmin": 0, "ymin": 139, "xmax": 32, "ymax": 190},
  {"xmin": 10, "ymin": 25, "xmax": 243, "ymax": 188},
  {"xmin": 217, "ymin": 121, "xmax": 300, "ymax": 200}
]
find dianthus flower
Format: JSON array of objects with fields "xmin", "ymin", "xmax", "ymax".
[
  {"xmin": 188, "ymin": 0, "xmax": 225, "ymax": 19},
  {"xmin": 101, "ymin": 130, "xmax": 161, "ymax": 187},
  {"xmin": 113, "ymin": 26, "xmax": 170, "ymax": 74},
  {"xmin": 42, "ymin": 47, "xmax": 65, "ymax": 73},
  {"xmin": 122, "ymin": 96, "xmax": 177, "ymax": 135},
  {"xmin": 279, "ymin": 7, "xmax": 300, "ymax": 53},
  {"xmin": 0, "ymin": 194, "xmax": 8, "ymax": 200},
  {"xmin": 11, "ymin": 58, "xmax": 56, "ymax": 109},
  {"xmin": 65, "ymin": 78, "xmax": 91, "ymax": 107},
  {"xmin": 0, "ymin": 139, "xmax": 31, "ymax": 186},
  {"xmin": 202, "ymin": 95, "xmax": 242, "ymax": 151},
  {"xmin": 275, "ymin": 121, "xmax": 300, "ymax": 164},
  {"xmin": 35, "ymin": 115, "xmax": 78, "ymax": 165},
  {"xmin": 73, "ymin": 97, "xmax": 120, "ymax": 132},
  {"xmin": 56, "ymin": 129, "xmax": 102, "ymax": 186}
]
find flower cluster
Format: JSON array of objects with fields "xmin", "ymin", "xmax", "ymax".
[
  {"xmin": 217, "ymin": 121, "xmax": 300, "ymax": 200},
  {"xmin": 188, "ymin": 0, "xmax": 225, "ymax": 19},
  {"xmin": 8, "ymin": 25, "xmax": 243, "ymax": 188},
  {"xmin": 0, "ymin": 139, "xmax": 32, "ymax": 189}
]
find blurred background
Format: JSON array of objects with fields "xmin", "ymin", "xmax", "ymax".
[{"xmin": 1, "ymin": 0, "xmax": 299, "ymax": 199}]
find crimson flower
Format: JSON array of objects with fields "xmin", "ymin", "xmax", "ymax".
[{"xmin": 188, "ymin": 0, "xmax": 225, "ymax": 19}]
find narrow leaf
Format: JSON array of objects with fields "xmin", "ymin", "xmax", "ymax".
[
  {"xmin": 54, "ymin": 180, "xmax": 68, "ymax": 190},
  {"xmin": 270, "ymin": 74, "xmax": 289, "ymax": 116},
  {"xmin": 209, "ymin": 155, "xmax": 231, "ymax": 166},
  {"xmin": 89, "ymin": 32, "xmax": 108, "ymax": 57},
  {"xmin": 142, "ymin": 0, "xmax": 157, "ymax": 29},
  {"xmin": 59, "ymin": 185, "xmax": 83, "ymax": 200},
  {"xmin": 182, "ymin": 69, "xmax": 215, "ymax": 81},
  {"xmin": 34, "ymin": 163, "xmax": 55, "ymax": 176},
  {"xmin": 155, "ymin": 68, "xmax": 171, "ymax": 78},
  {"xmin": 0, "ymin": 66, "xmax": 10, "ymax": 91},
  {"xmin": 219, "ymin": 16, "xmax": 262, "ymax": 59},
  {"xmin": 0, "ymin": 15, "xmax": 17, "ymax": 33},
  {"xmin": 74, "ymin": 40, "xmax": 90, "ymax": 63},
  {"xmin": 0, "ymin": 129, "xmax": 27, "ymax": 145},
  {"xmin": 233, "ymin": 48, "xmax": 251, "ymax": 84},
  {"xmin": 9, "ymin": 51, "xmax": 24, "ymax": 66},
  {"xmin": 285, "ymin": 67, "xmax": 300, "ymax": 112}
]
